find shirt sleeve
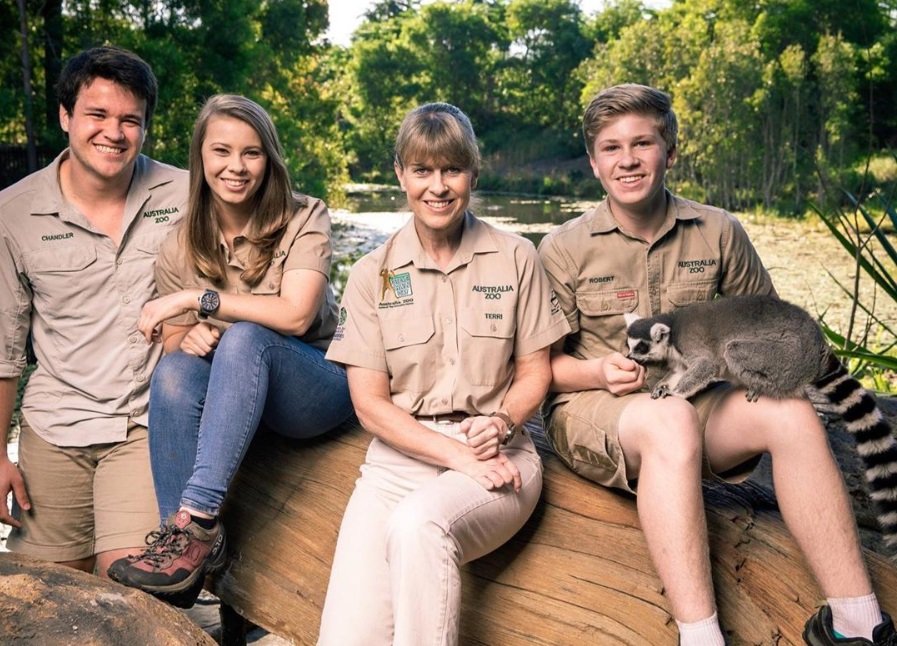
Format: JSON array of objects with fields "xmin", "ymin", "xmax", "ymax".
[
  {"xmin": 283, "ymin": 198, "xmax": 332, "ymax": 277},
  {"xmin": 718, "ymin": 213, "xmax": 777, "ymax": 297},
  {"xmin": 513, "ymin": 240, "xmax": 572, "ymax": 356},
  {"xmin": 324, "ymin": 255, "xmax": 387, "ymax": 371},
  {"xmin": 537, "ymin": 233, "xmax": 580, "ymax": 335},
  {"xmin": 0, "ymin": 228, "xmax": 30, "ymax": 378},
  {"xmin": 154, "ymin": 227, "xmax": 196, "ymax": 327}
]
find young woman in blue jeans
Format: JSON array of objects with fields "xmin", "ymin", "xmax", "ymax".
[{"xmin": 107, "ymin": 94, "xmax": 352, "ymax": 607}]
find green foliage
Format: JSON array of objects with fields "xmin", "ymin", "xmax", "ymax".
[
  {"xmin": 3, "ymin": 0, "xmax": 897, "ymax": 213},
  {"xmin": 2, "ymin": 0, "xmax": 345, "ymax": 202},
  {"xmin": 813, "ymin": 181, "xmax": 897, "ymax": 392}
]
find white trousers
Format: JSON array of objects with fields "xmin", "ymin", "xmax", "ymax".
[{"xmin": 317, "ymin": 421, "xmax": 543, "ymax": 646}]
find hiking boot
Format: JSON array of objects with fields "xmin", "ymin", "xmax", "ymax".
[
  {"xmin": 107, "ymin": 509, "xmax": 227, "ymax": 609},
  {"xmin": 803, "ymin": 605, "xmax": 897, "ymax": 645}
]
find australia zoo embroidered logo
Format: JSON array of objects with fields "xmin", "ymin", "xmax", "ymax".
[
  {"xmin": 390, "ymin": 272, "xmax": 413, "ymax": 298},
  {"xmin": 472, "ymin": 284, "xmax": 514, "ymax": 301},
  {"xmin": 379, "ymin": 269, "xmax": 415, "ymax": 308}
]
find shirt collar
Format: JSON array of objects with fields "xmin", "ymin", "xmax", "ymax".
[
  {"xmin": 586, "ymin": 190, "xmax": 700, "ymax": 235},
  {"xmin": 387, "ymin": 211, "xmax": 498, "ymax": 272}
]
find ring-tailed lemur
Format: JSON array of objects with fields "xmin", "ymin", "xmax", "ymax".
[{"xmin": 623, "ymin": 294, "xmax": 897, "ymax": 550}]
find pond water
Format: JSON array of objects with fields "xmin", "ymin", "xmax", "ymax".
[{"xmin": 342, "ymin": 188, "xmax": 588, "ymax": 246}]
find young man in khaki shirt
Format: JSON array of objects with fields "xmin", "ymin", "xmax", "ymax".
[
  {"xmin": 538, "ymin": 84, "xmax": 894, "ymax": 645},
  {"xmin": 0, "ymin": 46, "xmax": 187, "ymax": 577}
]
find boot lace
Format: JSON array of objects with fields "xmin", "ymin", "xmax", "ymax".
[{"xmin": 129, "ymin": 523, "xmax": 191, "ymax": 568}]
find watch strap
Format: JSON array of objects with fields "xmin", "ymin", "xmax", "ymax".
[{"xmin": 490, "ymin": 411, "xmax": 517, "ymax": 445}]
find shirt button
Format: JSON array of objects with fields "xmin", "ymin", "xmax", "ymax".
[
  {"xmin": 441, "ymin": 276, "xmax": 448, "ymax": 283},
  {"xmin": 268, "ymin": 282, "xmax": 275, "ymax": 289},
  {"xmin": 449, "ymin": 358, "xmax": 456, "ymax": 365},
  {"xmin": 122, "ymin": 296, "xmax": 130, "ymax": 304},
  {"xmin": 490, "ymin": 323, "xmax": 497, "ymax": 331},
  {"xmin": 136, "ymin": 373, "xmax": 145, "ymax": 382},
  {"xmin": 441, "ymin": 398, "xmax": 448, "ymax": 405},
  {"xmin": 115, "ymin": 259, "xmax": 123, "ymax": 266},
  {"xmin": 398, "ymin": 334, "xmax": 405, "ymax": 342},
  {"xmin": 129, "ymin": 335, "xmax": 139, "ymax": 344}
]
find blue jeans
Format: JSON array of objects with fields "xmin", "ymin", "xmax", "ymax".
[{"xmin": 148, "ymin": 321, "xmax": 353, "ymax": 519}]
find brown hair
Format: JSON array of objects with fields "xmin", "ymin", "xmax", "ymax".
[
  {"xmin": 57, "ymin": 45, "xmax": 158, "ymax": 127},
  {"xmin": 582, "ymin": 84, "xmax": 678, "ymax": 156},
  {"xmin": 185, "ymin": 94, "xmax": 300, "ymax": 286},
  {"xmin": 394, "ymin": 102, "xmax": 480, "ymax": 177}
]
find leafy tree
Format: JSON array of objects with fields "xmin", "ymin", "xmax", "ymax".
[{"xmin": 502, "ymin": 0, "xmax": 590, "ymax": 148}]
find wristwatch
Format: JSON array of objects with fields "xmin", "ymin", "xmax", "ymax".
[
  {"xmin": 198, "ymin": 289, "xmax": 220, "ymax": 319},
  {"xmin": 491, "ymin": 411, "xmax": 517, "ymax": 445}
]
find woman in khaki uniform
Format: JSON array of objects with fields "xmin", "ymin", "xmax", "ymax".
[
  {"xmin": 106, "ymin": 95, "xmax": 352, "ymax": 608},
  {"xmin": 317, "ymin": 103, "xmax": 570, "ymax": 646}
]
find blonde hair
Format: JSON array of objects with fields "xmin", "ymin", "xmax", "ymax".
[
  {"xmin": 185, "ymin": 94, "xmax": 300, "ymax": 286},
  {"xmin": 394, "ymin": 102, "xmax": 480, "ymax": 176},
  {"xmin": 582, "ymin": 84, "xmax": 678, "ymax": 156}
]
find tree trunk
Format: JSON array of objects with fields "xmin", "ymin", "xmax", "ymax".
[
  {"xmin": 16, "ymin": 0, "xmax": 37, "ymax": 173},
  {"xmin": 42, "ymin": 0, "xmax": 63, "ymax": 143}
]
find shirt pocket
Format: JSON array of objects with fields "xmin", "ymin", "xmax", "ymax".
[
  {"xmin": 251, "ymin": 266, "xmax": 283, "ymax": 295},
  {"xmin": 576, "ymin": 289, "xmax": 639, "ymax": 354},
  {"xmin": 382, "ymin": 314, "xmax": 436, "ymax": 394},
  {"xmin": 26, "ymin": 246, "xmax": 99, "ymax": 315},
  {"xmin": 459, "ymin": 307, "xmax": 515, "ymax": 386},
  {"xmin": 577, "ymin": 289, "xmax": 639, "ymax": 317},
  {"xmin": 665, "ymin": 280, "xmax": 717, "ymax": 310}
]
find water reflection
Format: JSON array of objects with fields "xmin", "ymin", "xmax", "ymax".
[{"xmin": 343, "ymin": 188, "xmax": 597, "ymax": 246}]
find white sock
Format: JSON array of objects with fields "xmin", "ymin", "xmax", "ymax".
[
  {"xmin": 828, "ymin": 594, "xmax": 882, "ymax": 640},
  {"xmin": 676, "ymin": 611, "xmax": 726, "ymax": 646}
]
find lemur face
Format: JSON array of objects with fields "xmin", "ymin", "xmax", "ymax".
[{"xmin": 624, "ymin": 315, "xmax": 672, "ymax": 365}]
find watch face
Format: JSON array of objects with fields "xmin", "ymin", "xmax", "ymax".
[{"xmin": 200, "ymin": 290, "xmax": 220, "ymax": 315}]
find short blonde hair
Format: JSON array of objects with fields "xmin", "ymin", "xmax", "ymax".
[
  {"xmin": 394, "ymin": 103, "xmax": 480, "ymax": 176},
  {"xmin": 582, "ymin": 84, "xmax": 678, "ymax": 155}
]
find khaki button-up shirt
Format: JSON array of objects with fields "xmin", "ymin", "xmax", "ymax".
[
  {"xmin": 0, "ymin": 151, "xmax": 188, "ymax": 446},
  {"xmin": 327, "ymin": 213, "xmax": 570, "ymax": 415},
  {"xmin": 155, "ymin": 195, "xmax": 338, "ymax": 350},
  {"xmin": 538, "ymin": 192, "xmax": 775, "ymax": 406}
]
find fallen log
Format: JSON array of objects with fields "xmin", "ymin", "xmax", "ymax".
[
  {"xmin": 0, "ymin": 552, "xmax": 215, "ymax": 645},
  {"xmin": 212, "ymin": 420, "xmax": 897, "ymax": 645}
]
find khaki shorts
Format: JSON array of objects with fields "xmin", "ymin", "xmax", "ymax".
[
  {"xmin": 6, "ymin": 417, "xmax": 159, "ymax": 561},
  {"xmin": 544, "ymin": 383, "xmax": 761, "ymax": 494}
]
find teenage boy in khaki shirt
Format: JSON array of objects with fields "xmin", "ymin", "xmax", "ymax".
[
  {"xmin": 538, "ymin": 83, "xmax": 894, "ymax": 645},
  {"xmin": 0, "ymin": 46, "xmax": 187, "ymax": 577}
]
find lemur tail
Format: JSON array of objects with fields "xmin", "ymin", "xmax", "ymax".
[{"xmin": 814, "ymin": 356, "xmax": 897, "ymax": 550}]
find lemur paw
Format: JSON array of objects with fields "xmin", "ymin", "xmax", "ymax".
[
  {"xmin": 651, "ymin": 385, "xmax": 671, "ymax": 399},
  {"xmin": 745, "ymin": 389, "xmax": 759, "ymax": 403}
]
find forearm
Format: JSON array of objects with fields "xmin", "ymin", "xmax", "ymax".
[
  {"xmin": 211, "ymin": 292, "xmax": 321, "ymax": 336},
  {"xmin": 357, "ymin": 397, "xmax": 473, "ymax": 468},
  {"xmin": 168, "ymin": 289, "xmax": 321, "ymax": 337},
  {"xmin": 497, "ymin": 348, "xmax": 551, "ymax": 426},
  {"xmin": 0, "ymin": 378, "xmax": 19, "ymax": 456},
  {"xmin": 347, "ymin": 368, "xmax": 474, "ymax": 470},
  {"xmin": 549, "ymin": 352, "xmax": 608, "ymax": 393}
]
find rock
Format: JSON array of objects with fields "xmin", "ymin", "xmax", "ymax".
[{"xmin": 0, "ymin": 552, "xmax": 215, "ymax": 645}]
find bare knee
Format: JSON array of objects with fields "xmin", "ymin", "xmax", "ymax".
[
  {"xmin": 751, "ymin": 397, "xmax": 826, "ymax": 452},
  {"xmin": 621, "ymin": 397, "xmax": 703, "ymax": 471}
]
